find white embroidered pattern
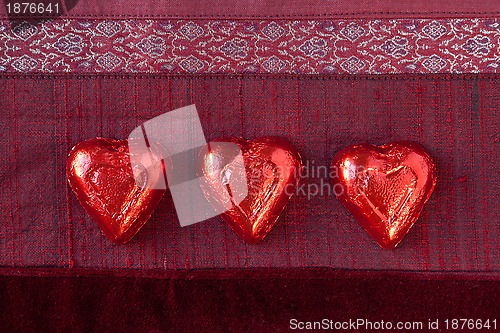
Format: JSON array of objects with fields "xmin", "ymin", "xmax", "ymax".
[{"xmin": 1, "ymin": 19, "xmax": 500, "ymax": 73}]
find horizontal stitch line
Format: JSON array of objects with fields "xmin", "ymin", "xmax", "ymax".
[
  {"xmin": 2, "ymin": 11, "xmax": 500, "ymax": 20},
  {"xmin": 0, "ymin": 73, "xmax": 494, "ymax": 80},
  {"xmin": 0, "ymin": 267, "xmax": 499, "ymax": 280}
]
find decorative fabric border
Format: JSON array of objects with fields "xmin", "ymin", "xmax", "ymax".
[{"xmin": 2, "ymin": 18, "xmax": 500, "ymax": 74}]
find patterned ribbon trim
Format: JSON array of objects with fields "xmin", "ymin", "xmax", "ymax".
[{"xmin": 2, "ymin": 18, "xmax": 500, "ymax": 73}]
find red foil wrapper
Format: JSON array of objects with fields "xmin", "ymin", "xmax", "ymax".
[
  {"xmin": 66, "ymin": 138, "xmax": 167, "ymax": 244},
  {"xmin": 331, "ymin": 141, "xmax": 437, "ymax": 250},
  {"xmin": 198, "ymin": 137, "xmax": 303, "ymax": 244}
]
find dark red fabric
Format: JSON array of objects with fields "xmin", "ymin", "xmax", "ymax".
[
  {"xmin": 4, "ymin": 0, "xmax": 500, "ymax": 18},
  {"xmin": 0, "ymin": 267, "xmax": 499, "ymax": 332},
  {"xmin": 1, "ymin": 1, "xmax": 498, "ymax": 329},
  {"xmin": 0, "ymin": 74, "xmax": 499, "ymax": 272}
]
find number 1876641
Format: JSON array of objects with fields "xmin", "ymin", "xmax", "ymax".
[{"xmin": 6, "ymin": 2, "xmax": 60, "ymax": 14}]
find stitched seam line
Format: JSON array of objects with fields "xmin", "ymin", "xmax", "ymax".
[
  {"xmin": 0, "ymin": 73, "xmax": 494, "ymax": 80},
  {"xmin": 3, "ymin": 11, "xmax": 500, "ymax": 19}
]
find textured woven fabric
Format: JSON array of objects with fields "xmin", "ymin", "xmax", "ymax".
[
  {"xmin": 0, "ymin": 74, "xmax": 499, "ymax": 271},
  {"xmin": 1, "ymin": 1, "xmax": 498, "ymax": 330},
  {"xmin": 4, "ymin": 19, "xmax": 500, "ymax": 74},
  {"xmin": 1, "ymin": 267, "xmax": 499, "ymax": 332},
  {"xmin": 3, "ymin": 0, "xmax": 500, "ymax": 18}
]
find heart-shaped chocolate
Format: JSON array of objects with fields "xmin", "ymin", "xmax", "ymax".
[
  {"xmin": 66, "ymin": 138, "xmax": 167, "ymax": 244},
  {"xmin": 331, "ymin": 141, "xmax": 436, "ymax": 249},
  {"xmin": 197, "ymin": 137, "xmax": 302, "ymax": 244}
]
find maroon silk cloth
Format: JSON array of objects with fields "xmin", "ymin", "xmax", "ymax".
[
  {"xmin": 0, "ymin": 74, "xmax": 499, "ymax": 272},
  {"xmin": 2, "ymin": 0, "xmax": 500, "ymax": 330},
  {"xmin": 4, "ymin": 0, "xmax": 500, "ymax": 18},
  {"xmin": 0, "ymin": 268, "xmax": 499, "ymax": 332}
]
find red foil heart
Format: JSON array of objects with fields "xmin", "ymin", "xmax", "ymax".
[
  {"xmin": 198, "ymin": 137, "xmax": 302, "ymax": 244},
  {"xmin": 331, "ymin": 141, "xmax": 436, "ymax": 249},
  {"xmin": 66, "ymin": 138, "xmax": 167, "ymax": 244}
]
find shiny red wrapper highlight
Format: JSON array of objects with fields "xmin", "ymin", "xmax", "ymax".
[
  {"xmin": 66, "ymin": 138, "xmax": 167, "ymax": 244},
  {"xmin": 198, "ymin": 137, "xmax": 302, "ymax": 244},
  {"xmin": 331, "ymin": 141, "xmax": 437, "ymax": 250}
]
